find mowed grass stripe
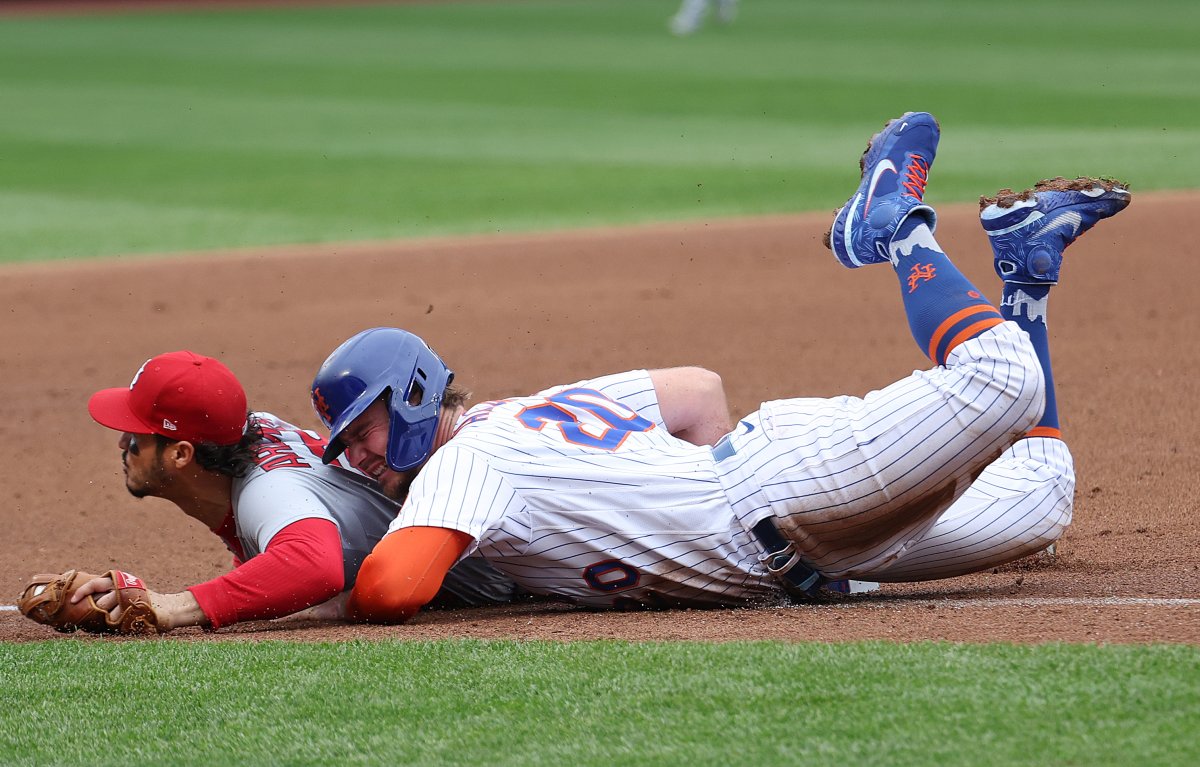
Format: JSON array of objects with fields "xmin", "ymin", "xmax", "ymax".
[
  {"xmin": 2, "ymin": 640, "xmax": 1198, "ymax": 766},
  {"xmin": 0, "ymin": 0, "xmax": 1198, "ymax": 262}
]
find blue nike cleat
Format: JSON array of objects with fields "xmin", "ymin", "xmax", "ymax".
[
  {"xmin": 980, "ymin": 177, "xmax": 1131, "ymax": 285},
  {"xmin": 824, "ymin": 112, "xmax": 940, "ymax": 268}
]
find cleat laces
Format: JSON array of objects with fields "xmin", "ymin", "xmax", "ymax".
[{"xmin": 901, "ymin": 156, "xmax": 929, "ymax": 200}]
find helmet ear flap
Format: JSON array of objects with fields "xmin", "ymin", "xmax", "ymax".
[
  {"xmin": 406, "ymin": 360, "xmax": 454, "ymax": 408},
  {"xmin": 405, "ymin": 377, "xmax": 426, "ymax": 408},
  {"xmin": 311, "ymin": 327, "xmax": 454, "ymax": 471},
  {"xmin": 385, "ymin": 383, "xmax": 444, "ymax": 472}
]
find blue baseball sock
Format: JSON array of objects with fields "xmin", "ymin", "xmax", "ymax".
[
  {"xmin": 1000, "ymin": 282, "xmax": 1059, "ymax": 436},
  {"xmin": 887, "ymin": 216, "xmax": 1004, "ymax": 365}
]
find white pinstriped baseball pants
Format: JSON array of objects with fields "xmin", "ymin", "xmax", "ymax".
[
  {"xmin": 870, "ymin": 436, "xmax": 1072, "ymax": 580},
  {"xmin": 715, "ymin": 322, "xmax": 1048, "ymax": 579}
]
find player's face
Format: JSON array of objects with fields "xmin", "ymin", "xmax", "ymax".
[
  {"xmin": 340, "ymin": 401, "xmax": 410, "ymax": 500},
  {"xmin": 118, "ymin": 432, "xmax": 171, "ymax": 499}
]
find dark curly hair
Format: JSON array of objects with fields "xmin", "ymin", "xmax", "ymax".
[{"xmin": 152, "ymin": 412, "xmax": 265, "ymax": 479}]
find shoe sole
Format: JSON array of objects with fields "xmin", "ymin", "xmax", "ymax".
[{"xmin": 979, "ymin": 175, "xmax": 1130, "ymax": 211}]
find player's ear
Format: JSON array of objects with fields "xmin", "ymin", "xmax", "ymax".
[{"xmin": 164, "ymin": 440, "xmax": 197, "ymax": 469}]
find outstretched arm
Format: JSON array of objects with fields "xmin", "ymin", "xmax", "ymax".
[
  {"xmin": 69, "ymin": 575, "xmax": 209, "ymax": 631},
  {"xmin": 647, "ymin": 367, "xmax": 733, "ymax": 447},
  {"xmin": 187, "ymin": 517, "xmax": 345, "ymax": 628},
  {"xmin": 72, "ymin": 518, "xmax": 346, "ymax": 630},
  {"xmin": 347, "ymin": 526, "xmax": 473, "ymax": 623}
]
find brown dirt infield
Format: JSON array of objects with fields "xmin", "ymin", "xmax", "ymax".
[{"xmin": 2, "ymin": 195, "xmax": 1197, "ymax": 644}]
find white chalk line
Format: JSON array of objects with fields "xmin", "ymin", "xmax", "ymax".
[
  {"xmin": 2, "ymin": 597, "xmax": 1198, "ymax": 615},
  {"xmin": 818, "ymin": 596, "xmax": 1200, "ymax": 610}
]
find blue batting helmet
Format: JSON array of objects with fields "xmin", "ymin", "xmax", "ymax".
[{"xmin": 311, "ymin": 327, "xmax": 454, "ymax": 472}]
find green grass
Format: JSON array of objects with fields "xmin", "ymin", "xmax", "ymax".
[
  {"xmin": 2, "ymin": 640, "xmax": 1198, "ymax": 766},
  {"xmin": 0, "ymin": 0, "xmax": 1197, "ymax": 261}
]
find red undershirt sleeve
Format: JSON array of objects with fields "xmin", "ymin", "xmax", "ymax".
[
  {"xmin": 188, "ymin": 517, "xmax": 345, "ymax": 629},
  {"xmin": 347, "ymin": 526, "xmax": 472, "ymax": 624}
]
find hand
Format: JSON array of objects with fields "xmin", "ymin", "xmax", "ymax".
[
  {"xmin": 71, "ymin": 574, "xmax": 119, "ymax": 615},
  {"xmin": 18, "ymin": 569, "xmax": 164, "ymax": 635},
  {"xmin": 281, "ymin": 591, "xmax": 350, "ymax": 622},
  {"xmin": 71, "ymin": 574, "xmax": 163, "ymax": 626}
]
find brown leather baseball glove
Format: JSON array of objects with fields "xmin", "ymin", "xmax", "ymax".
[{"xmin": 17, "ymin": 569, "xmax": 164, "ymax": 635}]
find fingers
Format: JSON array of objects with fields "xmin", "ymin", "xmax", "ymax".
[{"xmin": 70, "ymin": 576, "xmax": 115, "ymax": 604}]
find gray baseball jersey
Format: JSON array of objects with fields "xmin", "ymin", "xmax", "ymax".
[
  {"xmin": 389, "ymin": 322, "xmax": 1055, "ymax": 607},
  {"xmin": 231, "ymin": 412, "xmax": 516, "ymax": 604}
]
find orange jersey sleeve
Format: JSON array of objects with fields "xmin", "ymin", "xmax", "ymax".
[{"xmin": 346, "ymin": 526, "xmax": 473, "ymax": 623}]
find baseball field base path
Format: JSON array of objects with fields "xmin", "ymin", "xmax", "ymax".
[{"xmin": 1, "ymin": 194, "xmax": 1197, "ymax": 643}]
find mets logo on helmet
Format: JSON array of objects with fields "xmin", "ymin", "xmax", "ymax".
[{"xmin": 312, "ymin": 386, "xmax": 332, "ymax": 424}]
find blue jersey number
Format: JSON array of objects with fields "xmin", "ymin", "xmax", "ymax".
[{"xmin": 516, "ymin": 388, "xmax": 654, "ymax": 451}]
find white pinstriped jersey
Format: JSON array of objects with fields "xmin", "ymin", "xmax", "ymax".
[
  {"xmin": 391, "ymin": 322, "xmax": 1058, "ymax": 607},
  {"xmin": 395, "ymin": 373, "xmax": 779, "ymax": 608}
]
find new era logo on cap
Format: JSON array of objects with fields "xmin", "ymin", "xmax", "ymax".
[{"xmin": 88, "ymin": 351, "xmax": 248, "ymax": 445}]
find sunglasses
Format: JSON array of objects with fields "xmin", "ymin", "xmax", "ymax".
[{"xmin": 127, "ymin": 434, "xmax": 145, "ymax": 456}]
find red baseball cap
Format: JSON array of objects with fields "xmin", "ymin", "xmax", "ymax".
[{"xmin": 88, "ymin": 351, "xmax": 248, "ymax": 446}]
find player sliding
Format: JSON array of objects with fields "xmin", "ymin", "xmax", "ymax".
[{"xmin": 310, "ymin": 112, "xmax": 1129, "ymax": 621}]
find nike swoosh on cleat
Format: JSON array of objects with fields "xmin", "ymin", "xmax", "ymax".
[
  {"xmin": 863, "ymin": 159, "xmax": 897, "ymax": 216},
  {"xmin": 983, "ymin": 209, "xmax": 1044, "ymax": 237},
  {"xmin": 841, "ymin": 191, "xmax": 863, "ymax": 266},
  {"xmin": 1035, "ymin": 211, "xmax": 1083, "ymax": 240}
]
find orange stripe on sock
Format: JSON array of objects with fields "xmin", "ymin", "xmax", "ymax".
[
  {"xmin": 1026, "ymin": 426, "xmax": 1063, "ymax": 439},
  {"xmin": 926, "ymin": 305, "xmax": 1003, "ymax": 362},
  {"xmin": 938, "ymin": 316, "xmax": 1006, "ymax": 364}
]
